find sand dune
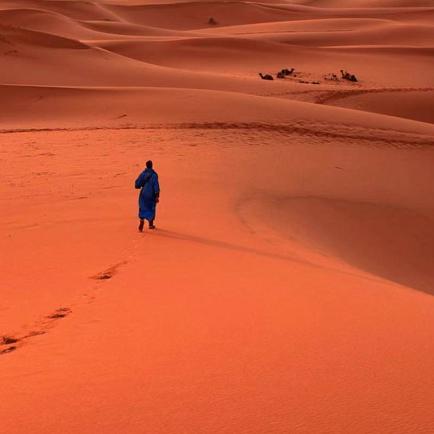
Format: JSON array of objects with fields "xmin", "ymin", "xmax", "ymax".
[
  {"xmin": 0, "ymin": 8, "xmax": 104, "ymax": 39},
  {"xmin": 252, "ymin": 22, "xmax": 434, "ymax": 46},
  {"xmin": 0, "ymin": 0, "xmax": 120, "ymax": 21},
  {"xmin": 2, "ymin": 84, "xmax": 434, "ymax": 140},
  {"xmin": 104, "ymin": 1, "xmax": 316, "ymax": 29},
  {"xmin": 79, "ymin": 20, "xmax": 190, "ymax": 37},
  {"xmin": 0, "ymin": 8, "xmax": 179, "ymax": 40},
  {"xmin": 199, "ymin": 17, "xmax": 397, "ymax": 34},
  {"xmin": 246, "ymin": 195, "xmax": 434, "ymax": 295},
  {"xmin": 324, "ymin": 89, "xmax": 434, "ymax": 123},
  {"xmin": 304, "ymin": 0, "xmax": 434, "ymax": 6},
  {"xmin": 0, "ymin": 32, "xmax": 261, "ymax": 89},
  {"xmin": 97, "ymin": 36, "xmax": 302, "ymax": 71},
  {"xmin": 0, "ymin": 22, "xmax": 88, "ymax": 49},
  {"xmin": 1, "ymin": 1, "xmax": 433, "ymax": 433}
]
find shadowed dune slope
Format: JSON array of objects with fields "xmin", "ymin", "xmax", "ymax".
[
  {"xmin": 326, "ymin": 90, "xmax": 434, "ymax": 124},
  {"xmin": 245, "ymin": 196, "xmax": 434, "ymax": 295}
]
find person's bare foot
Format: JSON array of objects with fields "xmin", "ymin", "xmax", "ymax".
[{"xmin": 138, "ymin": 220, "xmax": 144, "ymax": 232}]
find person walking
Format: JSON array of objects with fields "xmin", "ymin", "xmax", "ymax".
[{"xmin": 135, "ymin": 160, "xmax": 160, "ymax": 232}]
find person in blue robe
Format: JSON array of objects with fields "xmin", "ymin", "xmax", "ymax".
[{"xmin": 135, "ymin": 160, "xmax": 160, "ymax": 232}]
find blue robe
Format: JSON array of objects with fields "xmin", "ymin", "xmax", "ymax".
[{"xmin": 135, "ymin": 168, "xmax": 160, "ymax": 221}]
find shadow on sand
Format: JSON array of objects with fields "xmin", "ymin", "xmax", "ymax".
[
  {"xmin": 147, "ymin": 222, "xmax": 434, "ymax": 295},
  {"xmin": 151, "ymin": 228, "xmax": 306, "ymax": 264},
  {"xmin": 147, "ymin": 228, "xmax": 386, "ymax": 286}
]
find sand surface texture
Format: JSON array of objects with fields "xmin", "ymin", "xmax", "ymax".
[{"xmin": 1, "ymin": 1, "xmax": 434, "ymax": 433}]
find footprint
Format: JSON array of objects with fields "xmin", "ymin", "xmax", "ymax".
[
  {"xmin": 0, "ymin": 336, "xmax": 19, "ymax": 356},
  {"xmin": 91, "ymin": 261, "xmax": 127, "ymax": 281},
  {"xmin": 93, "ymin": 271, "xmax": 113, "ymax": 280},
  {"xmin": 47, "ymin": 307, "xmax": 71, "ymax": 319},
  {"xmin": 0, "ymin": 346, "xmax": 16, "ymax": 355},
  {"xmin": 1, "ymin": 336, "xmax": 18, "ymax": 345}
]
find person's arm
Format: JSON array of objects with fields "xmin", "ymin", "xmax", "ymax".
[
  {"xmin": 153, "ymin": 174, "xmax": 160, "ymax": 202},
  {"xmin": 135, "ymin": 172, "xmax": 145, "ymax": 189}
]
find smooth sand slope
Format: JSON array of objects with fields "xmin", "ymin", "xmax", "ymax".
[{"xmin": 1, "ymin": 1, "xmax": 434, "ymax": 433}]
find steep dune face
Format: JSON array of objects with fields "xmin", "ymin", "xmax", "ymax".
[
  {"xmin": 1, "ymin": 1, "xmax": 434, "ymax": 434},
  {"xmin": 246, "ymin": 196, "xmax": 434, "ymax": 295}
]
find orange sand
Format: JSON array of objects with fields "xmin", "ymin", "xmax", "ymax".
[{"xmin": 1, "ymin": 1, "xmax": 434, "ymax": 433}]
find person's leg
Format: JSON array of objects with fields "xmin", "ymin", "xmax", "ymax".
[
  {"xmin": 149, "ymin": 205, "xmax": 156, "ymax": 229},
  {"xmin": 138, "ymin": 219, "xmax": 144, "ymax": 232}
]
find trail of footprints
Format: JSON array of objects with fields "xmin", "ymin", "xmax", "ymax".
[
  {"xmin": 1, "ymin": 261, "xmax": 129, "ymax": 356},
  {"xmin": 1, "ymin": 307, "xmax": 72, "ymax": 355}
]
